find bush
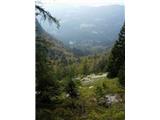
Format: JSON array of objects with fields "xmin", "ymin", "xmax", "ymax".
[
  {"xmin": 65, "ymin": 77, "xmax": 79, "ymax": 99},
  {"xmin": 118, "ymin": 65, "xmax": 125, "ymax": 87}
]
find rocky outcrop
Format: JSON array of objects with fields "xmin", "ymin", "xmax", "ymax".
[{"xmin": 98, "ymin": 94, "xmax": 119, "ymax": 108}]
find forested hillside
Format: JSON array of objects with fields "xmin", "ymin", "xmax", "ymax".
[
  {"xmin": 39, "ymin": 5, "xmax": 124, "ymax": 56},
  {"xmin": 36, "ymin": 4, "xmax": 125, "ymax": 120}
]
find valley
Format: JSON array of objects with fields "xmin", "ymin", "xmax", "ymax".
[
  {"xmin": 36, "ymin": 3, "xmax": 125, "ymax": 120},
  {"xmin": 39, "ymin": 5, "xmax": 124, "ymax": 56}
]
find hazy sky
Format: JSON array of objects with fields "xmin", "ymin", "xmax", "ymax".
[{"xmin": 40, "ymin": 0, "xmax": 124, "ymax": 6}]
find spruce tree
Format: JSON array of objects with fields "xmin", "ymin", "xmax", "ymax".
[
  {"xmin": 65, "ymin": 78, "xmax": 78, "ymax": 99},
  {"xmin": 107, "ymin": 24, "xmax": 125, "ymax": 86}
]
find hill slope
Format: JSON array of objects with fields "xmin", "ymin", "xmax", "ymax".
[
  {"xmin": 36, "ymin": 19, "xmax": 75, "ymax": 63},
  {"xmin": 39, "ymin": 5, "xmax": 124, "ymax": 56}
]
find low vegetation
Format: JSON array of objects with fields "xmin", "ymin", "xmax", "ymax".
[
  {"xmin": 36, "ymin": 13, "xmax": 125, "ymax": 119},
  {"xmin": 37, "ymin": 74, "xmax": 124, "ymax": 120}
]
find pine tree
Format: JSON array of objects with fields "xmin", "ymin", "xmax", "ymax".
[
  {"xmin": 65, "ymin": 77, "xmax": 79, "ymax": 99},
  {"xmin": 107, "ymin": 24, "xmax": 125, "ymax": 86}
]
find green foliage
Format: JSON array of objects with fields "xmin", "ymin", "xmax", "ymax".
[
  {"xmin": 82, "ymin": 60, "xmax": 89, "ymax": 75},
  {"xmin": 36, "ymin": 38, "xmax": 60, "ymax": 104},
  {"xmin": 79, "ymin": 77, "xmax": 124, "ymax": 120},
  {"xmin": 65, "ymin": 77, "xmax": 79, "ymax": 99},
  {"xmin": 118, "ymin": 64, "xmax": 125, "ymax": 87},
  {"xmin": 36, "ymin": 15, "xmax": 125, "ymax": 119},
  {"xmin": 95, "ymin": 86, "xmax": 105, "ymax": 98},
  {"xmin": 107, "ymin": 24, "xmax": 125, "ymax": 86},
  {"xmin": 74, "ymin": 53, "xmax": 108, "ymax": 76}
]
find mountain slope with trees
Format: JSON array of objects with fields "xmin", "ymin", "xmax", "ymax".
[
  {"xmin": 36, "ymin": 4, "xmax": 125, "ymax": 120},
  {"xmin": 40, "ymin": 5, "xmax": 124, "ymax": 56}
]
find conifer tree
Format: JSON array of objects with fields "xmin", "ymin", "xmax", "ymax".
[
  {"xmin": 107, "ymin": 24, "xmax": 125, "ymax": 86},
  {"xmin": 65, "ymin": 77, "xmax": 78, "ymax": 99}
]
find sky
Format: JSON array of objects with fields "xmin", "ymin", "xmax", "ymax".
[{"xmin": 40, "ymin": 0, "xmax": 124, "ymax": 7}]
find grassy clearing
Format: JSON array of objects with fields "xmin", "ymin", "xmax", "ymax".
[
  {"xmin": 80, "ymin": 75, "xmax": 124, "ymax": 96},
  {"xmin": 37, "ymin": 75, "xmax": 125, "ymax": 120},
  {"xmin": 77, "ymin": 76, "xmax": 125, "ymax": 120}
]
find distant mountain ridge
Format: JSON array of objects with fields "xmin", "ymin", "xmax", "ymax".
[{"xmin": 39, "ymin": 5, "xmax": 125, "ymax": 56}]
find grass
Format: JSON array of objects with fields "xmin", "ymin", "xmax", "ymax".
[
  {"xmin": 77, "ymin": 76, "xmax": 125, "ymax": 120},
  {"xmin": 37, "ymin": 75, "xmax": 125, "ymax": 120},
  {"xmin": 80, "ymin": 76, "xmax": 124, "ymax": 96}
]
